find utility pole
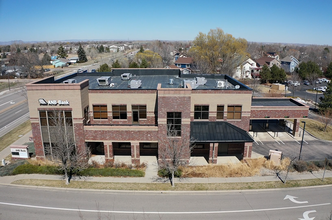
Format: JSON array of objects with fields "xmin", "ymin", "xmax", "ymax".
[{"xmin": 298, "ymin": 121, "xmax": 306, "ymax": 160}]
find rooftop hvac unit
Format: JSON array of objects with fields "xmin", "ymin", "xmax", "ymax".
[
  {"xmin": 121, "ymin": 73, "xmax": 132, "ymax": 80},
  {"xmin": 63, "ymin": 79, "xmax": 77, "ymax": 84},
  {"xmin": 97, "ymin": 76, "xmax": 111, "ymax": 86},
  {"xmin": 183, "ymin": 79, "xmax": 198, "ymax": 89},
  {"xmin": 235, "ymin": 85, "xmax": 240, "ymax": 89},
  {"xmin": 195, "ymin": 77, "xmax": 207, "ymax": 86},
  {"xmin": 217, "ymin": 80, "xmax": 225, "ymax": 88},
  {"xmin": 129, "ymin": 80, "xmax": 142, "ymax": 89}
]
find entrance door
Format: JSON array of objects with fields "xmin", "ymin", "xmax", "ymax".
[{"xmin": 132, "ymin": 110, "xmax": 139, "ymax": 124}]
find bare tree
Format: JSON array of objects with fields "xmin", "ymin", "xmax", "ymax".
[
  {"xmin": 49, "ymin": 111, "xmax": 90, "ymax": 184},
  {"xmin": 159, "ymin": 125, "xmax": 194, "ymax": 187},
  {"xmin": 319, "ymin": 109, "xmax": 332, "ymax": 132}
]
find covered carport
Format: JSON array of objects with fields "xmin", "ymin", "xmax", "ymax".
[
  {"xmin": 251, "ymin": 98, "xmax": 309, "ymax": 136},
  {"xmin": 190, "ymin": 121, "xmax": 254, "ymax": 164}
]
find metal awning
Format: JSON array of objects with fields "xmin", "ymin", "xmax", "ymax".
[{"xmin": 190, "ymin": 121, "xmax": 254, "ymax": 143}]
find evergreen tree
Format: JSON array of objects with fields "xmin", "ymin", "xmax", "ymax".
[
  {"xmin": 296, "ymin": 61, "xmax": 322, "ymax": 79},
  {"xmin": 259, "ymin": 65, "xmax": 271, "ymax": 83},
  {"xmin": 98, "ymin": 45, "xmax": 105, "ymax": 53},
  {"xmin": 112, "ymin": 60, "xmax": 121, "ymax": 68},
  {"xmin": 270, "ymin": 64, "xmax": 286, "ymax": 83},
  {"xmin": 42, "ymin": 53, "xmax": 51, "ymax": 65},
  {"xmin": 139, "ymin": 45, "xmax": 144, "ymax": 53},
  {"xmin": 325, "ymin": 62, "xmax": 332, "ymax": 79},
  {"xmin": 140, "ymin": 58, "xmax": 149, "ymax": 68},
  {"xmin": 57, "ymin": 45, "xmax": 67, "ymax": 58},
  {"xmin": 77, "ymin": 44, "xmax": 88, "ymax": 63},
  {"xmin": 17, "ymin": 48, "xmax": 21, "ymax": 53},
  {"xmin": 129, "ymin": 61, "xmax": 139, "ymax": 68},
  {"xmin": 97, "ymin": 63, "xmax": 111, "ymax": 72},
  {"xmin": 319, "ymin": 82, "xmax": 332, "ymax": 111}
]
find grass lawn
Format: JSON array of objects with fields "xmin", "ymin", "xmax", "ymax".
[
  {"xmin": 299, "ymin": 119, "xmax": 332, "ymax": 141},
  {"xmin": 0, "ymin": 120, "xmax": 31, "ymax": 152}
]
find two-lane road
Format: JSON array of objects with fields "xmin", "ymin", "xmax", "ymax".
[
  {"xmin": 0, "ymin": 89, "xmax": 29, "ymax": 137},
  {"xmin": 0, "ymin": 185, "xmax": 331, "ymax": 219}
]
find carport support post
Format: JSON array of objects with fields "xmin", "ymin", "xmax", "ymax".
[
  {"xmin": 131, "ymin": 142, "xmax": 140, "ymax": 165},
  {"xmin": 298, "ymin": 121, "xmax": 306, "ymax": 160},
  {"xmin": 292, "ymin": 119, "xmax": 300, "ymax": 136},
  {"xmin": 209, "ymin": 143, "xmax": 218, "ymax": 164}
]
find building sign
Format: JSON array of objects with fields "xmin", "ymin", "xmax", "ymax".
[{"xmin": 38, "ymin": 98, "xmax": 70, "ymax": 106}]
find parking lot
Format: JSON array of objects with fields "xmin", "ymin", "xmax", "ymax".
[{"xmin": 250, "ymin": 121, "xmax": 332, "ymax": 161}]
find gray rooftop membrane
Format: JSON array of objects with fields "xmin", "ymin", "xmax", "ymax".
[
  {"xmin": 251, "ymin": 99, "xmax": 304, "ymax": 107},
  {"xmin": 37, "ymin": 69, "xmax": 252, "ymax": 91}
]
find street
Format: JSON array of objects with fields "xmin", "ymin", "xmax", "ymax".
[
  {"xmin": 0, "ymin": 89, "xmax": 29, "ymax": 137},
  {"xmin": 0, "ymin": 185, "xmax": 331, "ymax": 219}
]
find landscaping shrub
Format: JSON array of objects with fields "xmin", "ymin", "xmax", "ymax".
[
  {"xmin": 292, "ymin": 160, "xmax": 308, "ymax": 172},
  {"xmin": 12, "ymin": 163, "xmax": 63, "ymax": 175},
  {"xmin": 0, "ymin": 160, "xmax": 26, "ymax": 176},
  {"xmin": 158, "ymin": 168, "xmax": 182, "ymax": 178},
  {"xmin": 79, "ymin": 167, "xmax": 144, "ymax": 177}
]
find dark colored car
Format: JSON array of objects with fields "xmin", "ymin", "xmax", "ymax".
[
  {"xmin": 303, "ymin": 80, "xmax": 310, "ymax": 86},
  {"xmin": 91, "ymin": 69, "xmax": 96, "ymax": 73}
]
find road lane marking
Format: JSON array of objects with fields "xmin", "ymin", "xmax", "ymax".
[
  {"xmin": 299, "ymin": 210, "xmax": 316, "ymax": 220},
  {"xmin": 0, "ymin": 201, "xmax": 330, "ymax": 215},
  {"xmin": 0, "ymin": 112, "xmax": 29, "ymax": 133},
  {"xmin": 284, "ymin": 195, "xmax": 308, "ymax": 204},
  {"xmin": 0, "ymin": 99, "xmax": 27, "ymax": 115},
  {"xmin": 0, "ymin": 100, "xmax": 13, "ymax": 107}
]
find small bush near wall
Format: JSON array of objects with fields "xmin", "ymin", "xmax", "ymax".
[
  {"xmin": 158, "ymin": 168, "xmax": 182, "ymax": 178},
  {"xmin": 11, "ymin": 163, "xmax": 144, "ymax": 177}
]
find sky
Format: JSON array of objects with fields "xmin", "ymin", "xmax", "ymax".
[{"xmin": 0, "ymin": 0, "xmax": 332, "ymax": 45}]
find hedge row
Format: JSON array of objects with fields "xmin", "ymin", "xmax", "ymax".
[{"xmin": 12, "ymin": 164, "xmax": 144, "ymax": 177}]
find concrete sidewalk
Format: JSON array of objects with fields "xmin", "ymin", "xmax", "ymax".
[{"xmin": 1, "ymin": 169, "xmax": 331, "ymax": 185}]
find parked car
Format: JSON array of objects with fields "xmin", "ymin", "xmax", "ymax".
[
  {"xmin": 91, "ymin": 69, "xmax": 96, "ymax": 73},
  {"xmin": 83, "ymin": 70, "xmax": 88, "ymax": 73},
  {"xmin": 314, "ymin": 87, "xmax": 326, "ymax": 92},
  {"xmin": 303, "ymin": 80, "xmax": 310, "ymax": 86},
  {"xmin": 77, "ymin": 69, "xmax": 83, "ymax": 73},
  {"xmin": 293, "ymin": 81, "xmax": 300, "ymax": 87}
]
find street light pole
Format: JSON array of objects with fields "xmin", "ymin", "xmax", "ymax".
[
  {"xmin": 298, "ymin": 121, "xmax": 306, "ymax": 160},
  {"xmin": 7, "ymin": 73, "xmax": 10, "ymax": 91},
  {"xmin": 315, "ymin": 81, "xmax": 318, "ymax": 109}
]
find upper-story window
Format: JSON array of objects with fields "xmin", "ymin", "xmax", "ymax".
[
  {"xmin": 217, "ymin": 105, "xmax": 224, "ymax": 119},
  {"xmin": 93, "ymin": 105, "xmax": 108, "ymax": 119},
  {"xmin": 112, "ymin": 105, "xmax": 127, "ymax": 119},
  {"xmin": 227, "ymin": 105, "xmax": 242, "ymax": 119},
  {"xmin": 194, "ymin": 105, "xmax": 209, "ymax": 119},
  {"xmin": 132, "ymin": 105, "xmax": 146, "ymax": 123},
  {"xmin": 167, "ymin": 112, "xmax": 181, "ymax": 136}
]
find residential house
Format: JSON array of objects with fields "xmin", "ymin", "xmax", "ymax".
[
  {"xmin": 280, "ymin": 56, "xmax": 299, "ymax": 73},
  {"xmin": 109, "ymin": 45, "xmax": 118, "ymax": 53},
  {"xmin": 264, "ymin": 52, "xmax": 279, "ymax": 61},
  {"xmin": 255, "ymin": 57, "xmax": 281, "ymax": 68},
  {"xmin": 51, "ymin": 58, "xmax": 68, "ymax": 68},
  {"xmin": 234, "ymin": 58, "xmax": 260, "ymax": 79}
]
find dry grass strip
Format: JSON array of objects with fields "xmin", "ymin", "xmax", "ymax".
[{"xmin": 12, "ymin": 178, "xmax": 332, "ymax": 191}]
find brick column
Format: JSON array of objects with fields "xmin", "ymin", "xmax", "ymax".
[
  {"xmin": 293, "ymin": 119, "xmax": 300, "ymax": 136},
  {"xmin": 31, "ymin": 121, "xmax": 45, "ymax": 160},
  {"xmin": 104, "ymin": 141, "xmax": 114, "ymax": 163},
  {"xmin": 209, "ymin": 143, "xmax": 218, "ymax": 164},
  {"xmin": 244, "ymin": 142, "xmax": 252, "ymax": 158},
  {"xmin": 131, "ymin": 141, "xmax": 140, "ymax": 165}
]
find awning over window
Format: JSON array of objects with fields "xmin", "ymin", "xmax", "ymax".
[{"xmin": 190, "ymin": 121, "xmax": 254, "ymax": 143}]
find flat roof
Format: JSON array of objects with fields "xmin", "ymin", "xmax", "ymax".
[
  {"xmin": 36, "ymin": 69, "xmax": 252, "ymax": 91},
  {"xmin": 251, "ymin": 98, "xmax": 304, "ymax": 107}
]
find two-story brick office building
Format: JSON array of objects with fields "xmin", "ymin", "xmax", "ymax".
[{"xmin": 26, "ymin": 69, "xmax": 309, "ymax": 164}]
